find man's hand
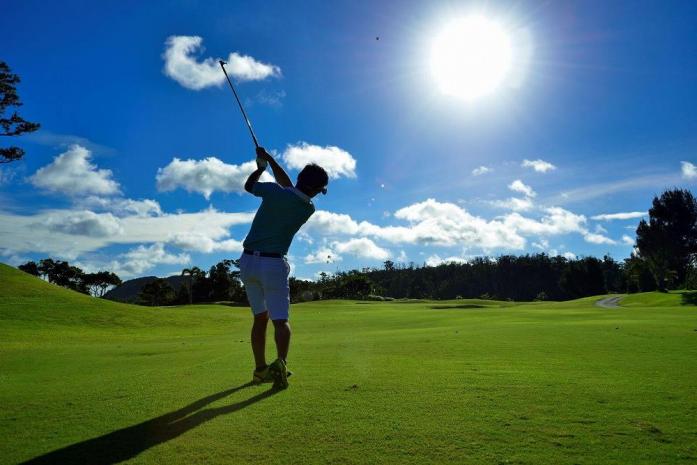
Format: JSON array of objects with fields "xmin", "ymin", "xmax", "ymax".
[
  {"xmin": 256, "ymin": 146, "xmax": 293, "ymax": 188},
  {"xmin": 256, "ymin": 146, "xmax": 273, "ymax": 162}
]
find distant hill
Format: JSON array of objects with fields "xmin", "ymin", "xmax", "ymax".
[{"xmin": 104, "ymin": 275, "xmax": 187, "ymax": 303}]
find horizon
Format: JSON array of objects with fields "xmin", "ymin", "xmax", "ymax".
[{"xmin": 2, "ymin": 0, "xmax": 697, "ymax": 280}]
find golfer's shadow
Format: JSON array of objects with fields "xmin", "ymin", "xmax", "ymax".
[{"xmin": 19, "ymin": 383, "xmax": 277, "ymax": 465}]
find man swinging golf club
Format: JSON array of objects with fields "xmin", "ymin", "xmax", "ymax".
[{"xmin": 240, "ymin": 146, "xmax": 328, "ymax": 389}]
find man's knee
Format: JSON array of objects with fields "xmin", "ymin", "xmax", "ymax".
[
  {"xmin": 254, "ymin": 311, "xmax": 269, "ymax": 322},
  {"xmin": 272, "ymin": 318, "xmax": 289, "ymax": 328}
]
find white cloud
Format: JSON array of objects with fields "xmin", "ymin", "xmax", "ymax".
[
  {"xmin": 156, "ymin": 157, "xmax": 273, "ymax": 199},
  {"xmin": 29, "ymin": 145, "xmax": 120, "ymax": 196},
  {"xmin": 491, "ymin": 197, "xmax": 534, "ymax": 212},
  {"xmin": 522, "ymin": 159, "xmax": 556, "ymax": 173},
  {"xmin": 301, "ymin": 210, "xmax": 360, "ymax": 236},
  {"xmin": 472, "ymin": 166, "xmax": 491, "ymax": 176},
  {"xmin": 43, "ymin": 211, "xmax": 123, "ymax": 238},
  {"xmin": 331, "ymin": 238, "xmax": 390, "ymax": 261},
  {"xmin": 594, "ymin": 224, "xmax": 608, "ymax": 234},
  {"xmin": 508, "ymin": 179, "xmax": 536, "ymax": 198},
  {"xmin": 425, "ymin": 254, "xmax": 468, "ymax": 267},
  {"xmin": 163, "ymin": 36, "xmax": 281, "ymax": 90},
  {"xmin": 503, "ymin": 207, "xmax": 586, "ymax": 236},
  {"xmin": 562, "ymin": 252, "xmax": 576, "ymax": 260},
  {"xmin": 681, "ymin": 161, "xmax": 697, "ymax": 179},
  {"xmin": 282, "ymin": 142, "xmax": 357, "ymax": 179},
  {"xmin": 297, "ymin": 201, "xmax": 599, "ymax": 262},
  {"xmin": 583, "ymin": 232, "xmax": 616, "ymax": 245},
  {"xmin": 621, "ymin": 235, "xmax": 635, "ymax": 246},
  {"xmin": 360, "ymin": 199, "xmax": 527, "ymax": 250},
  {"xmin": 115, "ymin": 199, "xmax": 163, "ymax": 217},
  {"xmin": 591, "ymin": 211, "xmax": 645, "ymax": 221}
]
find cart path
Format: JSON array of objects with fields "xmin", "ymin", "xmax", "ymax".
[{"xmin": 595, "ymin": 296, "xmax": 624, "ymax": 308}]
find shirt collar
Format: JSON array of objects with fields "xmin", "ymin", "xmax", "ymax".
[{"xmin": 289, "ymin": 186, "xmax": 312, "ymax": 204}]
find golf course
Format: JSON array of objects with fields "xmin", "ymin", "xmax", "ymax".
[{"xmin": 2, "ymin": 263, "xmax": 696, "ymax": 464}]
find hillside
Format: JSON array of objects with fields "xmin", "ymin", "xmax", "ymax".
[{"xmin": 0, "ymin": 263, "xmax": 231, "ymax": 328}]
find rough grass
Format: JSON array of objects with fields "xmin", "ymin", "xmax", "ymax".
[{"xmin": 1, "ymin": 263, "xmax": 697, "ymax": 464}]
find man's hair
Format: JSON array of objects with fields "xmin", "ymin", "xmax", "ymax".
[{"xmin": 297, "ymin": 163, "xmax": 328, "ymax": 188}]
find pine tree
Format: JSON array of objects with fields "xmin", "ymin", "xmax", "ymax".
[{"xmin": 1, "ymin": 61, "xmax": 40, "ymax": 163}]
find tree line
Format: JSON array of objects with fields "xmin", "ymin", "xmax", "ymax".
[
  {"xmin": 291, "ymin": 189, "xmax": 697, "ymax": 301},
  {"xmin": 15, "ymin": 189, "xmax": 697, "ymax": 305}
]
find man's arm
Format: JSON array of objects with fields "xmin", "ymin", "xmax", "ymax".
[
  {"xmin": 244, "ymin": 166, "xmax": 266, "ymax": 194},
  {"xmin": 256, "ymin": 147, "xmax": 293, "ymax": 188}
]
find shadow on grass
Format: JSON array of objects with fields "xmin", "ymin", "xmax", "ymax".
[
  {"xmin": 19, "ymin": 382, "xmax": 278, "ymax": 465},
  {"xmin": 681, "ymin": 291, "xmax": 697, "ymax": 306}
]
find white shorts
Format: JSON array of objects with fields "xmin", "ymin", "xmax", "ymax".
[{"xmin": 238, "ymin": 252, "xmax": 291, "ymax": 320}]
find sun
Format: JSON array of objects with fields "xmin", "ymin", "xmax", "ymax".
[{"xmin": 430, "ymin": 15, "xmax": 514, "ymax": 101}]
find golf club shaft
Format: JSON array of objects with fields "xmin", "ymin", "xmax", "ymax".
[{"xmin": 219, "ymin": 60, "xmax": 259, "ymax": 148}]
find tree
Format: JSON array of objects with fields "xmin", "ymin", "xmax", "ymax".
[
  {"xmin": 139, "ymin": 279, "xmax": 175, "ymax": 306},
  {"xmin": 623, "ymin": 255, "xmax": 657, "ymax": 293},
  {"xmin": 559, "ymin": 257, "xmax": 605, "ymax": 298},
  {"xmin": 18, "ymin": 261, "xmax": 39, "ymax": 276},
  {"xmin": 187, "ymin": 266, "xmax": 209, "ymax": 303},
  {"xmin": 37, "ymin": 258, "xmax": 56, "ymax": 280},
  {"xmin": 174, "ymin": 284, "xmax": 192, "ymax": 305},
  {"xmin": 84, "ymin": 271, "xmax": 122, "ymax": 297},
  {"xmin": 636, "ymin": 189, "xmax": 697, "ymax": 290},
  {"xmin": 49, "ymin": 261, "xmax": 88, "ymax": 293},
  {"xmin": 180, "ymin": 268, "xmax": 196, "ymax": 304},
  {"xmin": 208, "ymin": 259, "xmax": 245, "ymax": 302},
  {"xmin": 1, "ymin": 62, "xmax": 40, "ymax": 163}
]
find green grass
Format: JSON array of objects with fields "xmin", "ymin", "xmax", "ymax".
[{"xmin": 2, "ymin": 263, "xmax": 697, "ymax": 464}]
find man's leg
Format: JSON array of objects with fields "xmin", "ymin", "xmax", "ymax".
[
  {"xmin": 251, "ymin": 311, "xmax": 269, "ymax": 370},
  {"xmin": 272, "ymin": 319, "xmax": 291, "ymax": 362}
]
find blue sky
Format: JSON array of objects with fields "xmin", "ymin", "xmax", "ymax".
[{"xmin": 2, "ymin": 0, "xmax": 697, "ymax": 280}]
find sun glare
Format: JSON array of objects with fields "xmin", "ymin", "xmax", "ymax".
[{"xmin": 431, "ymin": 15, "xmax": 514, "ymax": 101}]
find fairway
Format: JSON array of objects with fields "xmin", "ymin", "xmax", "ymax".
[{"xmin": 2, "ymin": 264, "xmax": 696, "ymax": 465}]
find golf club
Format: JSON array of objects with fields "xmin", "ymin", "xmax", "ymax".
[{"xmin": 218, "ymin": 60, "xmax": 259, "ymax": 148}]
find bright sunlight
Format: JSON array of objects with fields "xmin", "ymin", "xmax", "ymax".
[{"xmin": 431, "ymin": 15, "xmax": 514, "ymax": 100}]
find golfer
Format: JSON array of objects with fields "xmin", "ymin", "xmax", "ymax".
[{"xmin": 240, "ymin": 146, "xmax": 328, "ymax": 389}]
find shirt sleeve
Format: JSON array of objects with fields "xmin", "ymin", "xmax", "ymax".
[{"xmin": 251, "ymin": 182, "xmax": 280, "ymax": 198}]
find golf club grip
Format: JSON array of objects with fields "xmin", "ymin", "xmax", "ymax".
[{"xmin": 219, "ymin": 61, "xmax": 260, "ymax": 149}]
